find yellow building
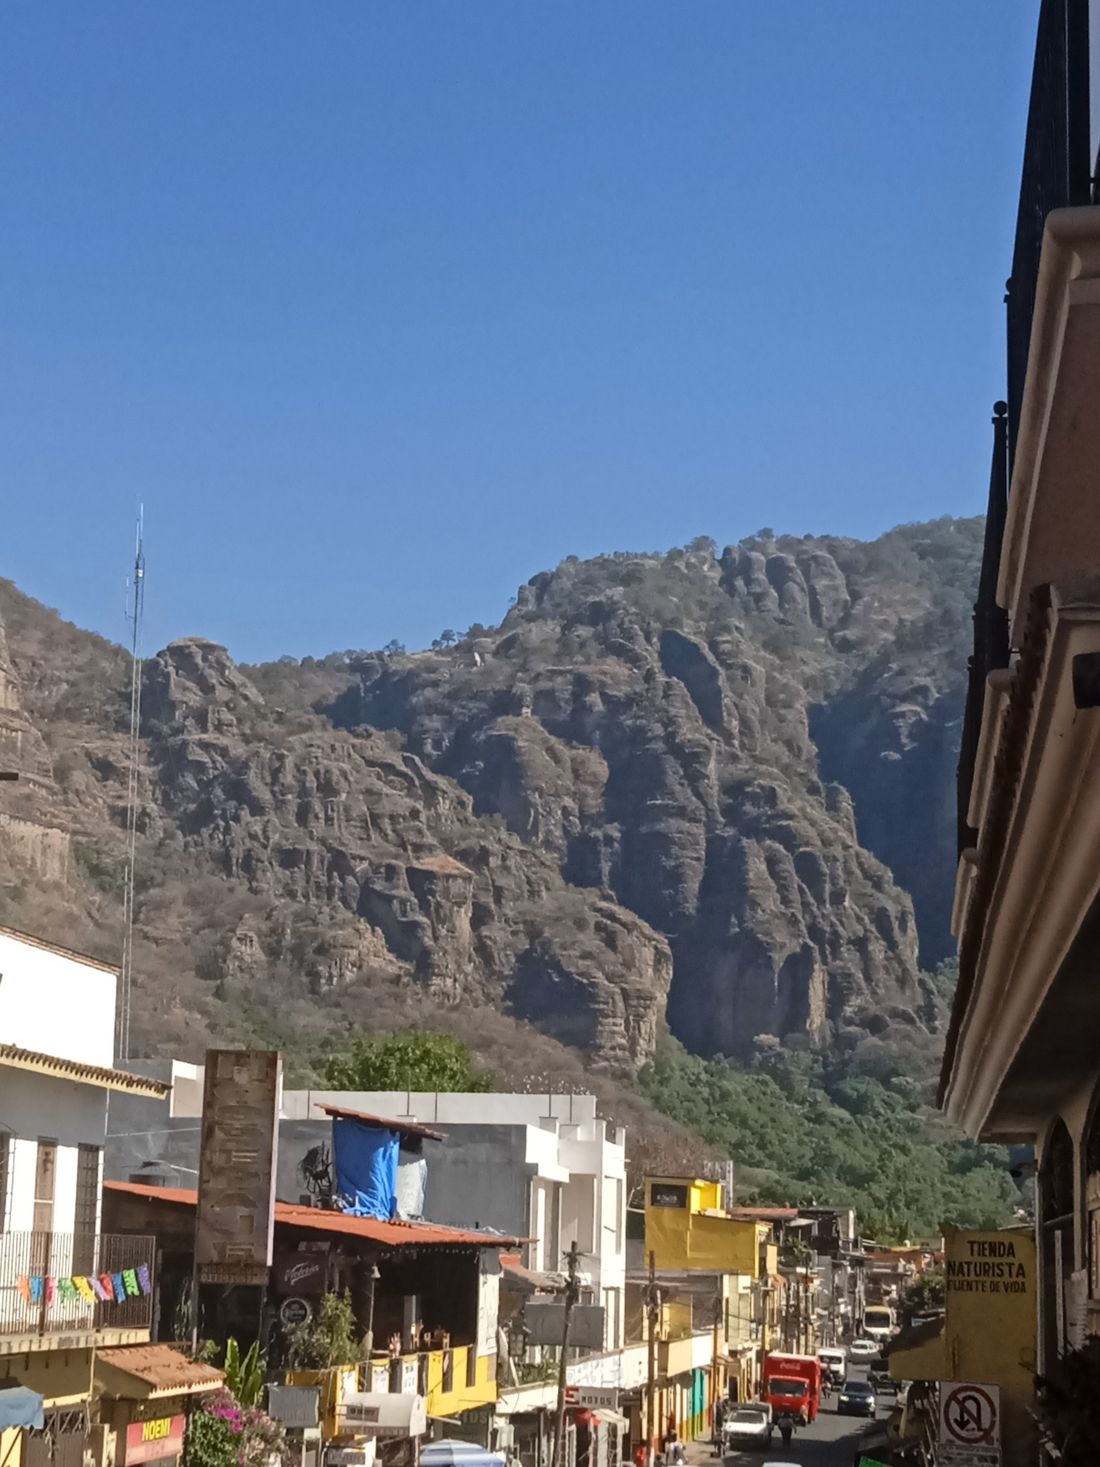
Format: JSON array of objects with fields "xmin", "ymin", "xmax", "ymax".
[
  {"xmin": 645, "ymin": 1178, "xmax": 767, "ymax": 1277},
  {"xmin": 637, "ymin": 1179, "xmax": 776, "ymax": 1436}
]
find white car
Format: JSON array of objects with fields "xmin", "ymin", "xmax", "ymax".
[
  {"xmin": 848, "ymin": 1337, "xmax": 879, "ymax": 1359},
  {"xmin": 721, "ymin": 1406, "xmax": 772, "ymax": 1448}
]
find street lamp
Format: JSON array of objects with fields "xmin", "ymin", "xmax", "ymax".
[{"xmin": 365, "ymin": 1263, "xmax": 381, "ymax": 1359}]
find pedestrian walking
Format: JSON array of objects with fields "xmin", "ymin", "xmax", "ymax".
[{"xmin": 778, "ymin": 1414, "xmax": 794, "ymax": 1449}]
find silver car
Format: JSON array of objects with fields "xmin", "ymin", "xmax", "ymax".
[{"xmin": 722, "ymin": 1406, "xmax": 772, "ymax": 1449}]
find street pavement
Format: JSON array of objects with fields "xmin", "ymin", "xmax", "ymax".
[{"xmin": 686, "ymin": 1399, "xmax": 891, "ymax": 1467}]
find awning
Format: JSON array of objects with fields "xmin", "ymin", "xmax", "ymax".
[
  {"xmin": 336, "ymin": 1392, "xmax": 427, "ymax": 1439},
  {"xmin": 594, "ymin": 1412, "xmax": 630, "ymax": 1430},
  {"xmin": 0, "ymin": 1386, "xmax": 45, "ymax": 1430}
]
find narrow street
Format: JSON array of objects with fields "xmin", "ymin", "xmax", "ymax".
[{"xmin": 689, "ymin": 1401, "xmax": 890, "ymax": 1467}]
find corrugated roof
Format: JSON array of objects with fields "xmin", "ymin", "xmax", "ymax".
[
  {"xmin": 0, "ymin": 1044, "xmax": 169, "ymax": 1098},
  {"xmin": 97, "ymin": 1344, "xmax": 224, "ymax": 1394},
  {"xmin": 104, "ymin": 1180, "xmax": 522, "ymax": 1248},
  {"xmin": 317, "ymin": 1104, "xmax": 446, "ymax": 1142}
]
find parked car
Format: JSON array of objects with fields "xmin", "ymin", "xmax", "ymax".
[
  {"xmin": 836, "ymin": 1378, "xmax": 877, "ymax": 1417},
  {"xmin": 721, "ymin": 1406, "xmax": 772, "ymax": 1449}
]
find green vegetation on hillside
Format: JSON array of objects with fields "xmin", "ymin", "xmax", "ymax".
[
  {"xmin": 639, "ymin": 1023, "xmax": 1017, "ymax": 1241},
  {"xmin": 324, "ymin": 1031, "xmax": 495, "ymax": 1093}
]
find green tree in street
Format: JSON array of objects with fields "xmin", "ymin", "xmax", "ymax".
[{"xmin": 323, "ymin": 1031, "xmax": 494, "ymax": 1093}]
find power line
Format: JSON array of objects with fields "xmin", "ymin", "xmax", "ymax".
[{"xmin": 117, "ymin": 509, "xmax": 145, "ymax": 1062}]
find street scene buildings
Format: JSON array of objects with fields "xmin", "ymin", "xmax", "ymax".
[
  {"xmin": 1, "ymin": 921, "xmax": 918, "ymax": 1467},
  {"xmin": 8, "ymin": 4, "xmax": 1100, "ymax": 1467}
]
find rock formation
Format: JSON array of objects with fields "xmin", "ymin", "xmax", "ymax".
[{"xmin": 0, "ymin": 518, "xmax": 979, "ymax": 1070}]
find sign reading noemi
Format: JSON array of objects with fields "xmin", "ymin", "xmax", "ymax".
[
  {"xmin": 195, "ymin": 1049, "xmax": 282, "ymax": 1287},
  {"xmin": 125, "ymin": 1416, "xmax": 186, "ymax": 1466}
]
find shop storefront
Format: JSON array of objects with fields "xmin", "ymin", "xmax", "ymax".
[{"xmin": 92, "ymin": 1343, "xmax": 224, "ymax": 1467}]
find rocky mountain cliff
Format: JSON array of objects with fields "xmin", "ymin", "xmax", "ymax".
[{"xmin": 0, "ymin": 516, "xmax": 979, "ymax": 1076}]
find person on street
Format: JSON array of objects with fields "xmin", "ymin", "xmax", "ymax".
[{"xmin": 778, "ymin": 1414, "xmax": 794, "ymax": 1449}]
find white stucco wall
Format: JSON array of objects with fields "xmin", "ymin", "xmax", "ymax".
[
  {"xmin": 2, "ymin": 1069, "xmax": 106, "ymax": 1233},
  {"xmin": 0, "ymin": 928, "xmax": 117, "ymax": 1066}
]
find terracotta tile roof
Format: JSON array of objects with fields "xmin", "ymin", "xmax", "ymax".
[
  {"xmin": 104, "ymin": 1180, "xmax": 522, "ymax": 1248},
  {"xmin": 0, "ymin": 1044, "xmax": 169, "ymax": 1098},
  {"xmin": 97, "ymin": 1344, "xmax": 224, "ymax": 1394},
  {"xmin": 316, "ymin": 1104, "xmax": 446, "ymax": 1142}
]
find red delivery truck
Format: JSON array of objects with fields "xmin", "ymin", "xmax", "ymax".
[{"xmin": 761, "ymin": 1352, "xmax": 822, "ymax": 1425}]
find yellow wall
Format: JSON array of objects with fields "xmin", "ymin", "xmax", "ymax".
[
  {"xmin": 0, "ymin": 1349, "xmax": 93, "ymax": 1407},
  {"xmin": 645, "ymin": 1179, "xmax": 762, "ymax": 1275},
  {"xmin": 423, "ymin": 1347, "xmax": 497, "ymax": 1416},
  {"xmin": 943, "ymin": 1227, "xmax": 1036, "ymax": 1467}
]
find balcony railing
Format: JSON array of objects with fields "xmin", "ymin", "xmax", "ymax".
[
  {"xmin": 957, "ymin": 405, "xmax": 1011, "ymax": 853},
  {"xmin": 960, "ymin": 2, "xmax": 1095, "ymax": 852},
  {"xmin": 0, "ymin": 1231, "xmax": 155, "ymax": 1339}
]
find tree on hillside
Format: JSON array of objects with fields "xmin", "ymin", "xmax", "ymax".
[{"xmin": 323, "ymin": 1031, "xmax": 494, "ymax": 1093}]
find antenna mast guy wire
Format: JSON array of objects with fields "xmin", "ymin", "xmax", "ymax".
[{"xmin": 118, "ymin": 510, "xmax": 145, "ymax": 1062}]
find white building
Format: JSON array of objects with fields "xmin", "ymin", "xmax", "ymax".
[
  {"xmin": 112, "ymin": 1075, "xmax": 628, "ymax": 1351},
  {"xmin": 283, "ymin": 1090, "xmax": 628, "ymax": 1351},
  {"xmin": 0, "ymin": 925, "xmax": 165, "ymax": 1455}
]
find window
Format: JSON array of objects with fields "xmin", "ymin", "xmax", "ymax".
[
  {"xmin": 649, "ymin": 1183, "xmax": 688, "ymax": 1209},
  {"xmin": 73, "ymin": 1145, "xmax": 101, "ymax": 1274},
  {"xmin": 33, "ymin": 1141, "xmax": 57, "ymax": 1232},
  {"xmin": 31, "ymin": 1140, "xmax": 58, "ymax": 1273},
  {"xmin": 0, "ymin": 1133, "xmax": 10, "ymax": 1230}
]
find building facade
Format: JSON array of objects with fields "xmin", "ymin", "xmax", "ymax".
[
  {"xmin": 0, "ymin": 926, "xmax": 164, "ymax": 1467},
  {"xmin": 107, "ymin": 1082, "xmax": 628, "ymax": 1352},
  {"xmin": 942, "ymin": 3, "xmax": 1100, "ymax": 1459}
]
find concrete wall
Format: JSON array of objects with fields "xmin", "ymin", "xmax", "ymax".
[{"xmin": 0, "ymin": 927, "xmax": 117, "ymax": 1066}]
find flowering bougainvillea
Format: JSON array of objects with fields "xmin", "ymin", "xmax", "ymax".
[{"xmin": 187, "ymin": 1390, "xmax": 288, "ymax": 1467}]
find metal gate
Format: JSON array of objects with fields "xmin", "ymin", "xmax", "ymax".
[{"xmin": 22, "ymin": 1408, "xmax": 89, "ymax": 1467}]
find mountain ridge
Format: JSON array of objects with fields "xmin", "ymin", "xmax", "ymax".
[{"xmin": 0, "ymin": 515, "xmax": 979, "ymax": 1088}]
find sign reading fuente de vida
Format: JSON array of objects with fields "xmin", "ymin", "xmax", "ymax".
[{"xmin": 943, "ymin": 1228, "xmax": 1036, "ymax": 1467}]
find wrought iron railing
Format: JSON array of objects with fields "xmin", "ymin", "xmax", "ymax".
[
  {"xmin": 957, "ymin": 406, "xmax": 1011, "ymax": 853},
  {"xmin": 1006, "ymin": 0, "xmax": 1092, "ymax": 468},
  {"xmin": 960, "ymin": 2, "xmax": 1095, "ymax": 854},
  {"xmin": 0, "ymin": 1231, "xmax": 154, "ymax": 1338}
]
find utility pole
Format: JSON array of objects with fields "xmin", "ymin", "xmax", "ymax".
[
  {"xmin": 710, "ymin": 1289, "xmax": 721, "ymax": 1436},
  {"xmin": 644, "ymin": 1252, "xmax": 660, "ymax": 1467},
  {"xmin": 551, "ymin": 1241, "xmax": 581, "ymax": 1467}
]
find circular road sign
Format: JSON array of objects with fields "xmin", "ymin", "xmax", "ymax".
[
  {"xmin": 942, "ymin": 1383, "xmax": 998, "ymax": 1445},
  {"xmin": 279, "ymin": 1296, "xmax": 312, "ymax": 1328}
]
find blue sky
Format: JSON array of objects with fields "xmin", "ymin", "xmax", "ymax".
[{"xmin": 2, "ymin": 3, "xmax": 1034, "ymax": 662}]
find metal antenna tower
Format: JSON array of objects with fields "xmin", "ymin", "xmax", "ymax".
[{"xmin": 118, "ymin": 509, "xmax": 145, "ymax": 1062}]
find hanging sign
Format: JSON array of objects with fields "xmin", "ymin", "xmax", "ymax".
[
  {"xmin": 565, "ymin": 1387, "xmax": 618, "ymax": 1409},
  {"xmin": 280, "ymin": 1297, "xmax": 312, "ymax": 1327}
]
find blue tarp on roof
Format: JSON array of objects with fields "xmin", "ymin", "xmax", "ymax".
[{"xmin": 333, "ymin": 1117, "xmax": 399, "ymax": 1220}]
